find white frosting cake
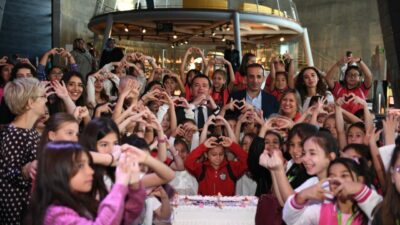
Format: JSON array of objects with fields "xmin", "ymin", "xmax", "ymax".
[{"xmin": 171, "ymin": 195, "xmax": 258, "ymax": 225}]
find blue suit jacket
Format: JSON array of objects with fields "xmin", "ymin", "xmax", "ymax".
[{"xmin": 229, "ymin": 90, "xmax": 279, "ymax": 119}]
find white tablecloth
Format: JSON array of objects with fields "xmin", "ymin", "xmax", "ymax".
[{"xmin": 171, "ymin": 196, "xmax": 257, "ymax": 225}]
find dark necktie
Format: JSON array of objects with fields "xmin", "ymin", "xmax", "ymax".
[{"xmin": 197, "ymin": 106, "xmax": 205, "ymax": 129}]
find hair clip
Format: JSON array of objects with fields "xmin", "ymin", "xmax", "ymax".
[
  {"xmin": 352, "ymin": 157, "xmax": 360, "ymax": 165},
  {"xmin": 390, "ymin": 166, "xmax": 400, "ymax": 174}
]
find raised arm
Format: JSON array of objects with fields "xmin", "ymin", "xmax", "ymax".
[
  {"xmin": 325, "ymin": 57, "xmax": 349, "ymax": 89},
  {"xmin": 334, "ymin": 98, "xmax": 347, "ymax": 150},
  {"xmin": 180, "ymin": 47, "xmax": 193, "ymax": 84},
  {"xmin": 123, "ymin": 144, "xmax": 175, "ymax": 188},
  {"xmin": 286, "ymin": 53, "xmax": 295, "ymax": 89},
  {"xmin": 355, "ymin": 57, "xmax": 373, "ymax": 88}
]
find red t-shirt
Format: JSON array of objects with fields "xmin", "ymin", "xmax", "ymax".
[
  {"xmin": 332, "ymin": 81, "xmax": 370, "ymax": 114},
  {"xmin": 270, "ymin": 87, "xmax": 288, "ymax": 101},
  {"xmin": 233, "ymin": 72, "xmax": 247, "ymax": 91},
  {"xmin": 211, "ymin": 88, "xmax": 229, "ymax": 107}
]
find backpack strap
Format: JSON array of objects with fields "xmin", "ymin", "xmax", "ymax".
[
  {"xmin": 198, "ymin": 163, "xmax": 237, "ymax": 183},
  {"xmin": 226, "ymin": 163, "xmax": 237, "ymax": 182},
  {"xmin": 198, "ymin": 164, "xmax": 206, "ymax": 182}
]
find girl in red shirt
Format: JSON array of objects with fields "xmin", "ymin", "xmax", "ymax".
[
  {"xmin": 184, "ymin": 136, "xmax": 248, "ymax": 196},
  {"xmin": 208, "ymin": 58, "xmax": 236, "ymax": 107}
]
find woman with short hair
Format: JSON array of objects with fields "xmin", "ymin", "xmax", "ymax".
[{"xmin": 0, "ymin": 77, "xmax": 48, "ymax": 224}]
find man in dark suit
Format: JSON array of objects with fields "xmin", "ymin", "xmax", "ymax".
[
  {"xmin": 229, "ymin": 63, "xmax": 279, "ymax": 119},
  {"xmin": 186, "ymin": 74, "xmax": 220, "ymax": 130}
]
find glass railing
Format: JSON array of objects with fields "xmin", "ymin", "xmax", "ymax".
[{"xmin": 94, "ymin": 0, "xmax": 299, "ymax": 21}]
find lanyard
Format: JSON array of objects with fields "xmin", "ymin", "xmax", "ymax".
[
  {"xmin": 287, "ymin": 174, "xmax": 295, "ymax": 182},
  {"xmin": 337, "ymin": 209, "xmax": 356, "ymax": 225}
]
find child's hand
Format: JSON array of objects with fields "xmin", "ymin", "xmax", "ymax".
[
  {"xmin": 120, "ymin": 144, "xmax": 149, "ymax": 164},
  {"xmin": 150, "ymin": 186, "xmax": 169, "ymax": 200},
  {"xmin": 129, "ymin": 155, "xmax": 141, "ymax": 185},
  {"xmin": 330, "ymin": 178, "xmax": 364, "ymax": 199},
  {"xmin": 204, "ymin": 115, "xmax": 216, "ymax": 127},
  {"xmin": 173, "ymin": 97, "xmax": 190, "ymax": 108},
  {"xmin": 259, "ymin": 150, "xmax": 284, "ymax": 171},
  {"xmin": 220, "ymin": 136, "xmax": 233, "ymax": 148},
  {"xmin": 297, "ymin": 178, "xmax": 332, "ymax": 203},
  {"xmin": 115, "ymin": 153, "xmax": 132, "ymax": 186},
  {"xmin": 204, "ymin": 136, "xmax": 219, "ymax": 148},
  {"xmin": 73, "ymin": 106, "xmax": 89, "ymax": 121},
  {"xmin": 223, "ymin": 98, "xmax": 238, "ymax": 111}
]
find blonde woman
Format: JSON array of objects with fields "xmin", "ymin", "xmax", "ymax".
[{"xmin": 0, "ymin": 77, "xmax": 48, "ymax": 224}]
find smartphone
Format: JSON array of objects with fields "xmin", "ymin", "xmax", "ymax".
[
  {"xmin": 309, "ymin": 96, "xmax": 322, "ymax": 107},
  {"xmin": 374, "ymin": 114, "xmax": 385, "ymax": 131}
]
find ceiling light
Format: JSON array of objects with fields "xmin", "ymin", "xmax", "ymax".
[
  {"xmin": 212, "ymin": 30, "xmax": 216, "ymax": 36},
  {"xmin": 142, "ymin": 28, "xmax": 146, "ymax": 34},
  {"xmin": 184, "ymin": 40, "xmax": 188, "ymax": 44},
  {"xmin": 280, "ymin": 37, "xmax": 284, "ymax": 42},
  {"xmin": 173, "ymin": 34, "xmax": 178, "ymax": 39},
  {"xmin": 222, "ymin": 36, "xmax": 226, "ymax": 42},
  {"xmin": 171, "ymin": 44, "xmax": 175, "ymax": 48},
  {"xmin": 226, "ymin": 24, "xmax": 231, "ymax": 31},
  {"xmin": 124, "ymin": 27, "xmax": 129, "ymax": 32}
]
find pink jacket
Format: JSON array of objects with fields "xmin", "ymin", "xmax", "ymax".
[{"xmin": 44, "ymin": 183, "xmax": 146, "ymax": 225}]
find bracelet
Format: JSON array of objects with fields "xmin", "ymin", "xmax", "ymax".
[{"xmin": 108, "ymin": 153, "xmax": 114, "ymax": 167}]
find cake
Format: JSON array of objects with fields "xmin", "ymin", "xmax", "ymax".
[{"xmin": 171, "ymin": 195, "xmax": 258, "ymax": 225}]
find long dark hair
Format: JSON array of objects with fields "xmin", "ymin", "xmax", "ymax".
[
  {"xmin": 374, "ymin": 145, "xmax": 400, "ymax": 225},
  {"xmin": 184, "ymin": 69, "xmax": 201, "ymax": 86},
  {"xmin": 238, "ymin": 53, "xmax": 255, "ymax": 76},
  {"xmin": 0, "ymin": 62, "xmax": 13, "ymax": 87},
  {"xmin": 37, "ymin": 113, "xmax": 79, "ymax": 154},
  {"xmin": 79, "ymin": 118, "xmax": 120, "ymax": 199},
  {"xmin": 286, "ymin": 123, "xmax": 318, "ymax": 160},
  {"xmin": 212, "ymin": 69, "xmax": 228, "ymax": 106},
  {"xmin": 62, "ymin": 71, "xmax": 87, "ymax": 107},
  {"xmin": 27, "ymin": 141, "xmax": 98, "ymax": 225},
  {"xmin": 295, "ymin": 66, "xmax": 327, "ymax": 103},
  {"xmin": 87, "ymin": 70, "xmax": 110, "ymax": 103},
  {"xmin": 328, "ymin": 157, "xmax": 370, "ymax": 225}
]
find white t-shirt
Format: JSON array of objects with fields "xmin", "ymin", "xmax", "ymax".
[
  {"xmin": 170, "ymin": 170, "xmax": 198, "ymax": 195},
  {"xmin": 379, "ymin": 144, "xmax": 396, "ymax": 172},
  {"xmin": 235, "ymin": 173, "xmax": 257, "ymax": 196},
  {"xmin": 137, "ymin": 196, "xmax": 162, "ymax": 225}
]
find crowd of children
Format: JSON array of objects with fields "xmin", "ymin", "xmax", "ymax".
[{"xmin": 0, "ymin": 41, "xmax": 399, "ymax": 225}]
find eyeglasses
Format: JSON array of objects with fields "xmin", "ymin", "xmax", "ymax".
[
  {"xmin": 34, "ymin": 94, "xmax": 47, "ymax": 99},
  {"xmin": 391, "ymin": 166, "xmax": 400, "ymax": 174}
]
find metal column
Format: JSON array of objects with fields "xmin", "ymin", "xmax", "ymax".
[
  {"xmin": 102, "ymin": 14, "xmax": 114, "ymax": 49},
  {"xmin": 233, "ymin": 12, "xmax": 242, "ymax": 63},
  {"xmin": 302, "ymin": 28, "xmax": 314, "ymax": 66}
]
